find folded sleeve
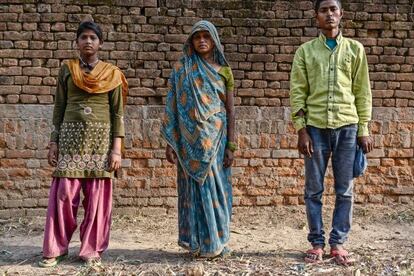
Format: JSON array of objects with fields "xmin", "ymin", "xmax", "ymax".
[
  {"xmin": 352, "ymin": 43, "xmax": 372, "ymax": 137},
  {"xmin": 109, "ymin": 85, "xmax": 125, "ymax": 138},
  {"xmin": 289, "ymin": 46, "xmax": 309, "ymax": 131},
  {"xmin": 50, "ymin": 65, "xmax": 68, "ymax": 143}
]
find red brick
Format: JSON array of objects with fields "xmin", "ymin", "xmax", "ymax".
[
  {"xmin": 388, "ymin": 149, "xmax": 413, "ymax": 158},
  {"xmin": 137, "ymin": 52, "xmax": 165, "ymax": 61},
  {"xmin": 6, "ymin": 95, "xmax": 19, "ymax": 103},
  {"xmin": 0, "ymin": 86, "xmax": 21, "ymax": 95},
  {"xmin": 53, "ymin": 50, "xmax": 77, "ymax": 59},
  {"xmin": 29, "ymin": 77, "xmax": 42, "ymax": 85},
  {"xmin": 23, "ymin": 67, "xmax": 50, "ymax": 77},
  {"xmin": 396, "ymin": 74, "xmax": 414, "ymax": 81},
  {"xmin": 264, "ymin": 72, "xmax": 289, "ymax": 81},
  {"xmin": 237, "ymin": 88, "xmax": 264, "ymax": 97},
  {"xmin": 24, "ymin": 50, "xmax": 52, "ymax": 59},
  {"xmin": 247, "ymin": 54, "xmax": 274, "ymax": 62},
  {"xmin": 0, "ymin": 67, "xmax": 21, "ymax": 76},
  {"xmin": 3, "ymin": 31, "xmax": 32, "ymax": 40},
  {"xmin": 37, "ymin": 95, "xmax": 53, "ymax": 103},
  {"xmin": 0, "ymin": 49, "xmax": 24, "ymax": 58},
  {"xmin": 19, "ymin": 94, "xmax": 38, "ymax": 103},
  {"xmin": 22, "ymin": 86, "xmax": 50, "ymax": 95}
]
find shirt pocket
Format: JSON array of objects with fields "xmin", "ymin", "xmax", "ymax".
[{"xmin": 337, "ymin": 54, "xmax": 352, "ymax": 86}]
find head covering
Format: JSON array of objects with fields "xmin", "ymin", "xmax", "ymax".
[
  {"xmin": 161, "ymin": 20, "xmax": 229, "ymax": 183},
  {"xmin": 65, "ymin": 59, "xmax": 128, "ymax": 106},
  {"xmin": 183, "ymin": 20, "xmax": 229, "ymax": 71}
]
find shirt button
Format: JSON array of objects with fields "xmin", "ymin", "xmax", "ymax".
[{"xmin": 330, "ymin": 68, "xmax": 333, "ymax": 71}]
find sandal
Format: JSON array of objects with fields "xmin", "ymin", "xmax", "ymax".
[
  {"xmin": 304, "ymin": 247, "xmax": 324, "ymax": 263},
  {"xmin": 220, "ymin": 247, "xmax": 232, "ymax": 258},
  {"xmin": 85, "ymin": 257, "xmax": 102, "ymax": 266},
  {"xmin": 195, "ymin": 247, "xmax": 232, "ymax": 260},
  {"xmin": 38, "ymin": 253, "xmax": 67, "ymax": 268},
  {"xmin": 330, "ymin": 248, "xmax": 355, "ymax": 266}
]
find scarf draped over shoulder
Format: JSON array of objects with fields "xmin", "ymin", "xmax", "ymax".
[{"xmin": 65, "ymin": 59, "xmax": 128, "ymax": 104}]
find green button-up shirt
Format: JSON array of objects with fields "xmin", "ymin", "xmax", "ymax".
[{"xmin": 290, "ymin": 32, "xmax": 372, "ymax": 137}]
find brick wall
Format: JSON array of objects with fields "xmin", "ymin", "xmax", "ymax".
[{"xmin": 0, "ymin": 0, "xmax": 413, "ymax": 218}]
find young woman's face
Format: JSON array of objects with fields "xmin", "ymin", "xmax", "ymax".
[
  {"xmin": 76, "ymin": 29, "xmax": 102, "ymax": 57},
  {"xmin": 316, "ymin": 0, "xmax": 343, "ymax": 31},
  {"xmin": 192, "ymin": 31, "xmax": 215, "ymax": 55}
]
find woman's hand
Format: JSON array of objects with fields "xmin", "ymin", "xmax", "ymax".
[
  {"xmin": 223, "ymin": 149, "xmax": 234, "ymax": 168},
  {"xmin": 166, "ymin": 145, "xmax": 178, "ymax": 164},
  {"xmin": 48, "ymin": 142, "xmax": 59, "ymax": 167},
  {"xmin": 108, "ymin": 151, "xmax": 122, "ymax": 171}
]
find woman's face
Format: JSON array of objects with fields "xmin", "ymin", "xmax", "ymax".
[
  {"xmin": 76, "ymin": 29, "xmax": 102, "ymax": 57},
  {"xmin": 191, "ymin": 31, "xmax": 215, "ymax": 55}
]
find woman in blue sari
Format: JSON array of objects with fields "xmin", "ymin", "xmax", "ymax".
[{"xmin": 161, "ymin": 20, "xmax": 236, "ymax": 258}]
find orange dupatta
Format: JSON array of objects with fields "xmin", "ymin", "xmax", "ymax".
[{"xmin": 65, "ymin": 59, "xmax": 128, "ymax": 105}]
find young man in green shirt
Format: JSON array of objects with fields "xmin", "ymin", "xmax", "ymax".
[{"xmin": 290, "ymin": 0, "xmax": 373, "ymax": 265}]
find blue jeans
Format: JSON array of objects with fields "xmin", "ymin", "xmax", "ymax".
[{"xmin": 304, "ymin": 124, "xmax": 357, "ymax": 247}]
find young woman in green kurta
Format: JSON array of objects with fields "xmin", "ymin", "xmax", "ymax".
[
  {"xmin": 39, "ymin": 21, "xmax": 127, "ymax": 267},
  {"xmin": 50, "ymin": 64, "xmax": 125, "ymax": 178}
]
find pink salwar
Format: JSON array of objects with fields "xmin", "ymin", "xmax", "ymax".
[{"xmin": 42, "ymin": 177, "xmax": 113, "ymax": 260}]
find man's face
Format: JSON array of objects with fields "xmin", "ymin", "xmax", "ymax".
[{"xmin": 316, "ymin": 0, "xmax": 343, "ymax": 31}]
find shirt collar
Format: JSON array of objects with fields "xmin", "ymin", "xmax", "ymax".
[{"xmin": 319, "ymin": 31, "xmax": 343, "ymax": 45}]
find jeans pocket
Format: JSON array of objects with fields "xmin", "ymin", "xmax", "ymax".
[{"xmin": 340, "ymin": 125, "xmax": 357, "ymax": 149}]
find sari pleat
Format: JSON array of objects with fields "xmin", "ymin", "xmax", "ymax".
[{"xmin": 177, "ymin": 135, "xmax": 232, "ymax": 257}]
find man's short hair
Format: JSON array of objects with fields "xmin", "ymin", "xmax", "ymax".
[{"xmin": 314, "ymin": 0, "xmax": 342, "ymax": 11}]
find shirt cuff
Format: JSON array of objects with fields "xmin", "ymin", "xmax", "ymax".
[
  {"xmin": 293, "ymin": 117, "xmax": 307, "ymax": 132},
  {"xmin": 112, "ymin": 132, "xmax": 125, "ymax": 138},
  {"xmin": 357, "ymin": 123, "xmax": 369, "ymax": 137},
  {"xmin": 50, "ymin": 131, "xmax": 59, "ymax": 143}
]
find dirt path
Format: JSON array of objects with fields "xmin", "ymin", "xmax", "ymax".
[{"xmin": 1, "ymin": 204, "xmax": 413, "ymax": 275}]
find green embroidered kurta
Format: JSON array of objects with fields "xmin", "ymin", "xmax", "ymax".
[{"xmin": 50, "ymin": 64, "xmax": 125, "ymax": 178}]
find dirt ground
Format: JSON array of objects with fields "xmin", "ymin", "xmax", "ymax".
[{"xmin": 0, "ymin": 204, "xmax": 413, "ymax": 276}]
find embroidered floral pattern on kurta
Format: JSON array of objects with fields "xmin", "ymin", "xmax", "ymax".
[{"xmin": 51, "ymin": 64, "xmax": 125, "ymax": 178}]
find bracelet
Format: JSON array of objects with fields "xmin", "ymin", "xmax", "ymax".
[
  {"xmin": 111, "ymin": 151, "xmax": 121, "ymax": 156},
  {"xmin": 49, "ymin": 141, "xmax": 57, "ymax": 146},
  {"xmin": 226, "ymin": 141, "xmax": 237, "ymax": 152}
]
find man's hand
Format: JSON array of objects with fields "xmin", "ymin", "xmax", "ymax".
[
  {"xmin": 298, "ymin": 128, "xmax": 313, "ymax": 158},
  {"xmin": 166, "ymin": 144, "xmax": 178, "ymax": 164},
  {"xmin": 358, "ymin": 136, "xmax": 373, "ymax": 154}
]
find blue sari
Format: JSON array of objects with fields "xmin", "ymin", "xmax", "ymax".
[{"xmin": 161, "ymin": 21, "xmax": 232, "ymax": 257}]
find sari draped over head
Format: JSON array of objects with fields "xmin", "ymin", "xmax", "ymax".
[
  {"xmin": 161, "ymin": 20, "xmax": 229, "ymax": 184},
  {"xmin": 162, "ymin": 20, "xmax": 233, "ymax": 257},
  {"xmin": 65, "ymin": 59, "xmax": 128, "ymax": 106}
]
